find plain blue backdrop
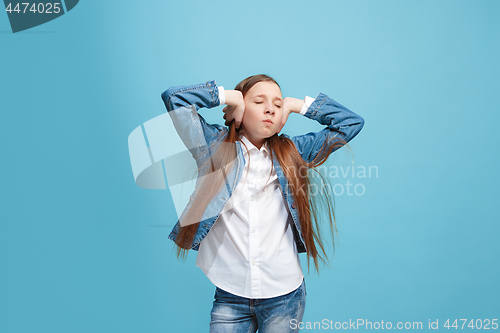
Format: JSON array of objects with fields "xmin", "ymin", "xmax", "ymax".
[{"xmin": 1, "ymin": 0, "xmax": 499, "ymax": 332}]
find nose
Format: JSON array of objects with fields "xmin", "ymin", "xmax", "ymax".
[{"xmin": 265, "ymin": 102, "xmax": 275, "ymax": 115}]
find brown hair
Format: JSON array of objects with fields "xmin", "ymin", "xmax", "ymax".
[{"xmin": 174, "ymin": 74, "xmax": 348, "ymax": 273}]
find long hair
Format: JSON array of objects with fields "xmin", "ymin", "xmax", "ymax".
[{"xmin": 174, "ymin": 74, "xmax": 349, "ymax": 273}]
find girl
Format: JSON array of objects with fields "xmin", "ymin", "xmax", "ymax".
[{"xmin": 161, "ymin": 74, "xmax": 364, "ymax": 333}]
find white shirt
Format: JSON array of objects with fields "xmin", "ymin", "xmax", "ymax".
[{"xmin": 196, "ymin": 135, "xmax": 304, "ymax": 298}]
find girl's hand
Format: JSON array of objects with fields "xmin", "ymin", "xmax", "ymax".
[
  {"xmin": 223, "ymin": 90, "xmax": 245, "ymax": 129},
  {"xmin": 278, "ymin": 97, "xmax": 304, "ymax": 133}
]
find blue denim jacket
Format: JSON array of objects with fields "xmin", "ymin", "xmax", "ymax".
[{"xmin": 161, "ymin": 80, "xmax": 364, "ymax": 253}]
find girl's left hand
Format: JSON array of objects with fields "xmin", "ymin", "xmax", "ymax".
[
  {"xmin": 223, "ymin": 90, "xmax": 245, "ymax": 129},
  {"xmin": 278, "ymin": 97, "xmax": 304, "ymax": 133}
]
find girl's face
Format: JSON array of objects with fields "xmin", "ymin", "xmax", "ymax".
[{"xmin": 241, "ymin": 81, "xmax": 283, "ymax": 148}]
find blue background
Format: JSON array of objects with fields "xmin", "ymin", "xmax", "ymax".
[{"xmin": 1, "ymin": 0, "xmax": 499, "ymax": 332}]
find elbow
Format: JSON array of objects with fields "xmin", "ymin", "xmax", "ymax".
[
  {"xmin": 357, "ymin": 115, "xmax": 365, "ymax": 132},
  {"xmin": 161, "ymin": 86, "xmax": 179, "ymax": 112},
  {"xmin": 353, "ymin": 116, "xmax": 365, "ymax": 138},
  {"xmin": 161, "ymin": 89, "xmax": 169, "ymax": 103},
  {"xmin": 343, "ymin": 115, "xmax": 365, "ymax": 143}
]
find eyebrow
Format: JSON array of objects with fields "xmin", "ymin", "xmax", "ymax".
[{"xmin": 253, "ymin": 94, "xmax": 283, "ymax": 101}]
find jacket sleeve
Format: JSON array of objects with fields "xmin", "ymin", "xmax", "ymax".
[
  {"xmin": 161, "ymin": 80, "xmax": 226, "ymax": 160},
  {"xmin": 290, "ymin": 93, "xmax": 364, "ymax": 163}
]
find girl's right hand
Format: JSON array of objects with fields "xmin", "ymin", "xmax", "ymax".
[
  {"xmin": 278, "ymin": 97, "xmax": 304, "ymax": 133},
  {"xmin": 223, "ymin": 90, "xmax": 245, "ymax": 129}
]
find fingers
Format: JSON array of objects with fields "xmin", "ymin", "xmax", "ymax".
[
  {"xmin": 222, "ymin": 104, "xmax": 244, "ymax": 129},
  {"xmin": 223, "ymin": 105, "xmax": 232, "ymax": 123},
  {"xmin": 278, "ymin": 109, "xmax": 292, "ymax": 133},
  {"xmin": 278, "ymin": 123, "xmax": 285, "ymax": 133},
  {"xmin": 234, "ymin": 105, "xmax": 245, "ymax": 129}
]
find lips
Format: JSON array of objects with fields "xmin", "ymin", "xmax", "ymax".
[{"xmin": 263, "ymin": 119, "xmax": 273, "ymax": 125}]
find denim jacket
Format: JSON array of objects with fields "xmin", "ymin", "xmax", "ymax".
[{"xmin": 161, "ymin": 80, "xmax": 364, "ymax": 253}]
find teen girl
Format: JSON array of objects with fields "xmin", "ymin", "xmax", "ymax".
[{"xmin": 161, "ymin": 74, "xmax": 364, "ymax": 333}]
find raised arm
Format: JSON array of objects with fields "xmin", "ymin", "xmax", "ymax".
[
  {"xmin": 161, "ymin": 80, "xmax": 229, "ymax": 160},
  {"xmin": 162, "ymin": 80, "xmax": 220, "ymax": 112},
  {"xmin": 286, "ymin": 93, "xmax": 365, "ymax": 163},
  {"xmin": 161, "ymin": 80, "xmax": 246, "ymax": 146}
]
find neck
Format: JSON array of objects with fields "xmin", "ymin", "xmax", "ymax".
[
  {"xmin": 240, "ymin": 131, "xmax": 265, "ymax": 150},
  {"xmin": 251, "ymin": 139, "xmax": 265, "ymax": 150}
]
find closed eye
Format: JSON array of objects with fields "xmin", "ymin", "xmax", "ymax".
[{"xmin": 275, "ymin": 104, "xmax": 282, "ymax": 108}]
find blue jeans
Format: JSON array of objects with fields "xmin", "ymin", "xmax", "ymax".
[{"xmin": 209, "ymin": 278, "xmax": 306, "ymax": 333}]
